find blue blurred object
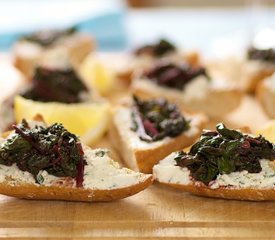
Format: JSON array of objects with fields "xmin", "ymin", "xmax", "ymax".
[{"xmin": 0, "ymin": 0, "xmax": 127, "ymax": 51}]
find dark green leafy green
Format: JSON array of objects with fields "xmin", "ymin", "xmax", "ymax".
[
  {"xmin": 22, "ymin": 67, "xmax": 89, "ymax": 103},
  {"xmin": 248, "ymin": 47, "xmax": 275, "ymax": 63},
  {"xmin": 175, "ymin": 123, "xmax": 275, "ymax": 185},
  {"xmin": 21, "ymin": 27, "xmax": 76, "ymax": 47},
  {"xmin": 135, "ymin": 38, "xmax": 176, "ymax": 57},
  {"xmin": 131, "ymin": 96, "xmax": 190, "ymax": 142},
  {"xmin": 0, "ymin": 120, "xmax": 85, "ymax": 187},
  {"xmin": 144, "ymin": 62, "xmax": 210, "ymax": 90}
]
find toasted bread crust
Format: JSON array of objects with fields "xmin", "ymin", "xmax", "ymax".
[
  {"xmin": 110, "ymin": 106, "xmax": 206, "ymax": 173},
  {"xmin": 158, "ymin": 181, "xmax": 275, "ymax": 201},
  {"xmin": 0, "ymin": 175, "xmax": 152, "ymax": 202}
]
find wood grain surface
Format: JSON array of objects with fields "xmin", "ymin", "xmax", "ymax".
[{"xmin": 0, "ymin": 59, "xmax": 274, "ymax": 239}]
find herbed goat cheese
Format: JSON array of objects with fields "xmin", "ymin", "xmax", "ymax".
[{"xmin": 83, "ymin": 148, "xmax": 148, "ymax": 190}]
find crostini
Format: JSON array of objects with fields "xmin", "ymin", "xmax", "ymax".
[
  {"xmin": 13, "ymin": 27, "xmax": 94, "ymax": 79},
  {"xmin": 131, "ymin": 61, "xmax": 242, "ymax": 119},
  {"xmin": 153, "ymin": 123, "xmax": 275, "ymax": 201},
  {"xmin": 109, "ymin": 96, "xmax": 206, "ymax": 173},
  {"xmin": 0, "ymin": 57, "xmax": 92, "ymax": 132},
  {"xmin": 0, "ymin": 120, "xmax": 152, "ymax": 201},
  {"xmin": 95, "ymin": 39, "xmax": 199, "ymax": 84}
]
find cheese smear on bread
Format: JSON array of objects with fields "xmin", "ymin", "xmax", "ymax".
[
  {"xmin": 153, "ymin": 153, "xmax": 275, "ymax": 189},
  {"xmin": 0, "ymin": 145, "xmax": 147, "ymax": 190}
]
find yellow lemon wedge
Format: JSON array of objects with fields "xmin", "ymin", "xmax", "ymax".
[
  {"xmin": 80, "ymin": 54, "xmax": 115, "ymax": 96},
  {"xmin": 14, "ymin": 95, "xmax": 110, "ymax": 145},
  {"xmin": 256, "ymin": 120, "xmax": 275, "ymax": 143}
]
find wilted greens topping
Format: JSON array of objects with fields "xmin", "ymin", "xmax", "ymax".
[
  {"xmin": 175, "ymin": 123, "xmax": 275, "ymax": 185},
  {"xmin": 22, "ymin": 67, "xmax": 88, "ymax": 103},
  {"xmin": 135, "ymin": 39, "xmax": 176, "ymax": 57},
  {"xmin": 0, "ymin": 120, "xmax": 85, "ymax": 187},
  {"xmin": 131, "ymin": 96, "xmax": 189, "ymax": 142},
  {"xmin": 21, "ymin": 27, "xmax": 76, "ymax": 47},
  {"xmin": 144, "ymin": 62, "xmax": 210, "ymax": 90},
  {"xmin": 248, "ymin": 47, "xmax": 275, "ymax": 63}
]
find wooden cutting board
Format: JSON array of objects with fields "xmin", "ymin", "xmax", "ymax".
[{"xmin": 0, "ymin": 60, "xmax": 275, "ymax": 239}]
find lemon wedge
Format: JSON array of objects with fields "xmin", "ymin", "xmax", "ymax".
[
  {"xmin": 14, "ymin": 95, "xmax": 110, "ymax": 145},
  {"xmin": 256, "ymin": 120, "xmax": 275, "ymax": 143},
  {"xmin": 80, "ymin": 54, "xmax": 115, "ymax": 96}
]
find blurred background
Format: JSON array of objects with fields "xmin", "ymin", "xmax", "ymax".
[{"xmin": 1, "ymin": 0, "xmax": 275, "ymax": 55}]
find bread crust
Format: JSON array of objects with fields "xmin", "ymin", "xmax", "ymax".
[
  {"xmin": 0, "ymin": 175, "xmax": 152, "ymax": 202},
  {"xmin": 158, "ymin": 181, "xmax": 275, "ymax": 201},
  {"xmin": 13, "ymin": 33, "xmax": 94, "ymax": 80},
  {"xmin": 110, "ymin": 105, "xmax": 206, "ymax": 173}
]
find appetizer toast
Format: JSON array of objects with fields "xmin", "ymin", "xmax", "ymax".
[
  {"xmin": 110, "ymin": 96, "xmax": 206, "ymax": 173},
  {"xmin": 13, "ymin": 27, "xmax": 94, "ymax": 79},
  {"xmin": 0, "ymin": 120, "xmax": 152, "ymax": 201},
  {"xmin": 132, "ymin": 61, "xmax": 242, "ymax": 119},
  {"xmin": 153, "ymin": 123, "xmax": 275, "ymax": 201}
]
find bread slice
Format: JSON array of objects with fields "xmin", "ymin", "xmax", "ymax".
[
  {"xmin": 153, "ymin": 152, "xmax": 275, "ymax": 201},
  {"xmin": 13, "ymin": 33, "xmax": 94, "ymax": 80},
  {"xmin": 109, "ymin": 102, "xmax": 206, "ymax": 173},
  {"xmin": 256, "ymin": 73, "xmax": 275, "ymax": 118},
  {"xmin": 0, "ymin": 145, "xmax": 152, "ymax": 202},
  {"xmin": 131, "ymin": 75, "xmax": 242, "ymax": 119}
]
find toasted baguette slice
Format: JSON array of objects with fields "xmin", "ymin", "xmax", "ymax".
[
  {"xmin": 153, "ymin": 152, "xmax": 275, "ymax": 201},
  {"xmin": 256, "ymin": 73, "xmax": 275, "ymax": 118},
  {"xmin": 13, "ymin": 33, "xmax": 94, "ymax": 80},
  {"xmin": 0, "ymin": 146, "xmax": 152, "ymax": 202},
  {"xmin": 131, "ymin": 75, "xmax": 242, "ymax": 119},
  {"xmin": 109, "ymin": 103, "xmax": 206, "ymax": 173}
]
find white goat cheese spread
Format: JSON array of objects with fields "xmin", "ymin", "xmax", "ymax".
[
  {"xmin": 153, "ymin": 152, "xmax": 275, "ymax": 189},
  {"xmin": 83, "ymin": 148, "xmax": 148, "ymax": 189},
  {"xmin": 0, "ymin": 146, "xmax": 147, "ymax": 190},
  {"xmin": 113, "ymin": 106, "xmax": 199, "ymax": 150}
]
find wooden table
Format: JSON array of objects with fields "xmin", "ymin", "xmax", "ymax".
[{"xmin": 0, "ymin": 59, "xmax": 274, "ymax": 239}]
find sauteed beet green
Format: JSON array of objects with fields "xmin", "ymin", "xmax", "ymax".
[
  {"xmin": 175, "ymin": 123, "xmax": 275, "ymax": 185},
  {"xmin": 21, "ymin": 27, "xmax": 76, "ymax": 47},
  {"xmin": 144, "ymin": 62, "xmax": 209, "ymax": 90},
  {"xmin": 22, "ymin": 67, "xmax": 88, "ymax": 103},
  {"xmin": 0, "ymin": 120, "xmax": 85, "ymax": 187},
  {"xmin": 135, "ymin": 38, "xmax": 176, "ymax": 57},
  {"xmin": 248, "ymin": 47, "xmax": 275, "ymax": 63},
  {"xmin": 131, "ymin": 96, "xmax": 189, "ymax": 142}
]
